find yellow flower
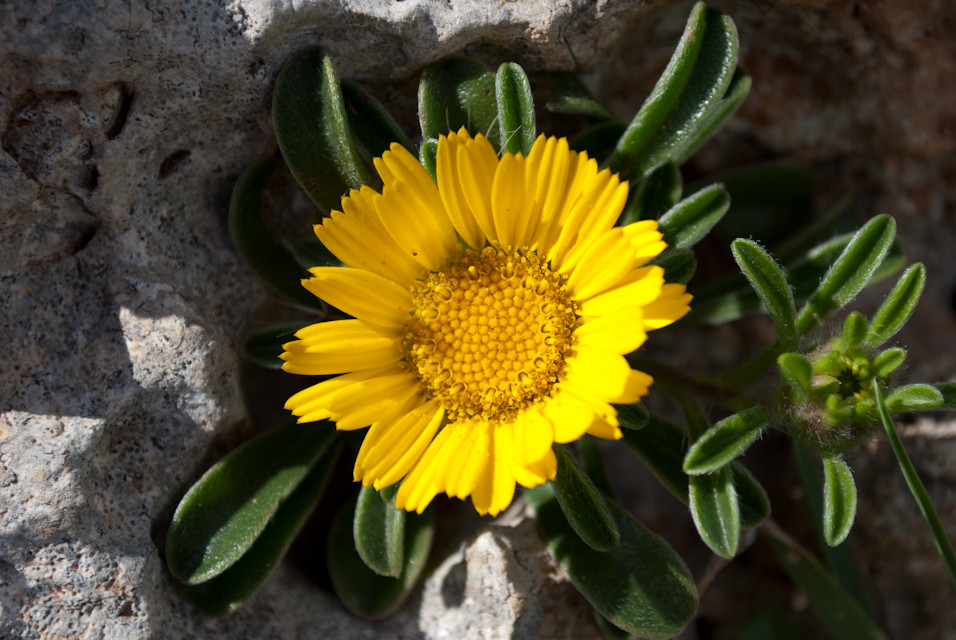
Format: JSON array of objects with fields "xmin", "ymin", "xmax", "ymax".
[{"xmin": 281, "ymin": 129, "xmax": 691, "ymax": 516}]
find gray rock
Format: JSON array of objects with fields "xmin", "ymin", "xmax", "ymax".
[{"xmin": 2, "ymin": 0, "xmax": 955, "ymax": 638}]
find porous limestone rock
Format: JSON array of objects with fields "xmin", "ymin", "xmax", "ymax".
[{"xmin": 2, "ymin": 0, "xmax": 955, "ymax": 638}]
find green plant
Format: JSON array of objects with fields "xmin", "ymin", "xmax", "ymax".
[{"xmin": 164, "ymin": 3, "xmax": 954, "ymax": 636}]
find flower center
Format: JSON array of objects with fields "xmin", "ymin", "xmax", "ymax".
[
  {"xmin": 404, "ymin": 246, "xmax": 576, "ymax": 422},
  {"xmin": 836, "ymin": 354, "xmax": 872, "ymax": 401}
]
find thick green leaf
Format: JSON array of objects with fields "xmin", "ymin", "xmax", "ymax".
[
  {"xmin": 673, "ymin": 398, "xmax": 741, "ymax": 556},
  {"xmin": 683, "ymin": 406, "xmax": 768, "ymax": 475},
  {"xmin": 732, "ymin": 239, "xmax": 797, "ymax": 348},
  {"xmin": 623, "ymin": 414, "xmax": 768, "ymax": 524},
  {"xmin": 594, "ymin": 610, "xmax": 639, "ymax": 640},
  {"xmin": 676, "ymin": 396, "xmax": 711, "ymax": 440},
  {"xmin": 690, "ymin": 229, "xmax": 891, "ymax": 325},
  {"xmin": 177, "ymin": 442, "xmax": 340, "ymax": 615},
  {"xmin": 328, "ymin": 495, "xmax": 434, "ymax": 619},
  {"xmin": 419, "ymin": 137, "xmax": 439, "ymax": 180},
  {"xmin": 689, "ymin": 465, "xmax": 740, "ymax": 558},
  {"xmin": 687, "ymin": 177, "xmax": 847, "ymax": 320},
  {"xmin": 620, "ymin": 162, "xmax": 682, "ymax": 225},
  {"xmin": 243, "ymin": 320, "xmax": 313, "ymax": 369},
  {"xmin": 647, "ymin": 247, "xmax": 697, "ymax": 285},
  {"xmin": 617, "ymin": 403, "xmax": 650, "ymax": 430},
  {"xmin": 778, "ymin": 352, "xmax": 813, "ymax": 401},
  {"xmin": 419, "ymin": 58, "xmax": 499, "ymax": 147},
  {"xmin": 354, "ymin": 485, "xmax": 406, "ymax": 577},
  {"xmin": 822, "ymin": 457, "xmax": 857, "ymax": 547},
  {"xmin": 229, "ymin": 158, "xmax": 321, "ymax": 309},
  {"xmin": 527, "ymin": 484, "xmax": 697, "ymax": 638},
  {"xmin": 552, "ymin": 445, "xmax": 621, "ymax": 552},
  {"xmin": 732, "ymin": 462, "xmax": 770, "ymax": 528},
  {"xmin": 864, "ymin": 263, "xmax": 926, "ymax": 348},
  {"xmin": 541, "ymin": 71, "xmax": 615, "ymax": 121},
  {"xmin": 871, "ymin": 347, "xmax": 906, "ymax": 377},
  {"xmin": 167, "ymin": 422, "xmax": 337, "ymax": 584},
  {"xmin": 793, "ymin": 447, "xmax": 874, "ymax": 614},
  {"xmin": 622, "ymin": 414, "xmax": 690, "ymax": 501},
  {"xmin": 659, "ymin": 184, "xmax": 730, "ymax": 250},
  {"xmin": 670, "ymin": 67, "xmax": 751, "ymax": 166},
  {"xmin": 607, "ymin": 3, "xmax": 739, "ymax": 177},
  {"xmin": 767, "ymin": 531, "xmax": 888, "ymax": 640},
  {"xmin": 838, "ymin": 311, "xmax": 868, "ymax": 352},
  {"xmin": 273, "ymin": 47, "xmax": 370, "ymax": 211},
  {"xmin": 341, "ymin": 81, "xmax": 413, "ymax": 160},
  {"xmin": 579, "ymin": 436, "xmax": 616, "ymax": 498},
  {"xmin": 933, "ymin": 382, "xmax": 956, "ymax": 409},
  {"xmin": 496, "ymin": 62, "xmax": 536, "ymax": 155},
  {"xmin": 885, "ymin": 384, "xmax": 944, "ymax": 412},
  {"xmin": 787, "ymin": 232, "xmax": 902, "ymax": 303},
  {"xmin": 796, "ymin": 215, "xmax": 896, "ymax": 335}
]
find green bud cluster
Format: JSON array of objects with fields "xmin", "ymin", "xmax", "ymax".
[
  {"xmin": 779, "ymin": 312, "xmax": 898, "ymax": 454},
  {"xmin": 777, "ymin": 263, "xmax": 941, "ymax": 455}
]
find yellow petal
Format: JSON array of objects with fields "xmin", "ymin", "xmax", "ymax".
[
  {"xmin": 560, "ymin": 384, "xmax": 619, "ymax": 420},
  {"xmin": 562, "ymin": 176, "xmax": 630, "ymax": 269},
  {"xmin": 510, "ymin": 408, "xmax": 554, "ymax": 467},
  {"xmin": 284, "ymin": 375, "xmax": 351, "ymax": 423},
  {"xmin": 643, "ymin": 283, "xmax": 693, "ymax": 330},
  {"xmin": 302, "ymin": 267, "xmax": 411, "ymax": 330},
  {"xmin": 455, "ymin": 131, "xmax": 500, "ymax": 245},
  {"xmin": 470, "ymin": 425, "xmax": 517, "ymax": 516},
  {"xmin": 315, "ymin": 187, "xmax": 423, "ymax": 284},
  {"xmin": 585, "ymin": 416, "xmax": 623, "ymax": 440},
  {"xmin": 576, "ymin": 266, "xmax": 665, "ymax": 317},
  {"xmin": 560, "ymin": 382, "xmax": 623, "ymax": 437},
  {"xmin": 542, "ymin": 389, "xmax": 598, "ymax": 443},
  {"xmin": 573, "ymin": 308, "xmax": 648, "ymax": 355},
  {"xmin": 546, "ymin": 160, "xmax": 607, "ymax": 265},
  {"xmin": 566, "ymin": 227, "xmax": 642, "ymax": 300},
  {"xmin": 527, "ymin": 136, "xmax": 568, "ymax": 226},
  {"xmin": 622, "ymin": 219, "xmax": 668, "ymax": 265},
  {"xmin": 280, "ymin": 319, "xmax": 402, "ymax": 375},
  {"xmin": 550, "ymin": 168, "xmax": 628, "ymax": 271},
  {"xmin": 436, "ymin": 131, "xmax": 486, "ymax": 249},
  {"xmin": 564, "ymin": 348, "xmax": 649, "ymax": 405},
  {"xmin": 376, "ymin": 179, "xmax": 459, "ymax": 272},
  {"xmin": 531, "ymin": 146, "xmax": 592, "ymax": 254},
  {"xmin": 512, "ymin": 447, "xmax": 557, "ymax": 488},
  {"xmin": 443, "ymin": 420, "xmax": 491, "ymax": 500},
  {"xmin": 491, "ymin": 152, "xmax": 535, "ymax": 249},
  {"xmin": 395, "ymin": 423, "xmax": 460, "ymax": 513},
  {"xmin": 354, "ymin": 402, "xmax": 444, "ymax": 488},
  {"xmin": 374, "ymin": 143, "xmax": 444, "ymax": 215},
  {"xmin": 285, "ymin": 367, "xmax": 422, "ymax": 429},
  {"xmin": 332, "ymin": 373, "xmax": 422, "ymax": 430}
]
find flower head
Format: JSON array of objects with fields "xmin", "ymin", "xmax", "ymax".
[{"xmin": 281, "ymin": 129, "xmax": 691, "ymax": 515}]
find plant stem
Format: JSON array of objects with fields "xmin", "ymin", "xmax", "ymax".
[
  {"xmin": 872, "ymin": 379, "xmax": 956, "ymax": 588},
  {"xmin": 629, "ymin": 355, "xmax": 754, "ymax": 412},
  {"xmin": 693, "ymin": 342, "xmax": 784, "ymax": 391}
]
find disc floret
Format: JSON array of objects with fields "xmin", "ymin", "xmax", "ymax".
[{"xmin": 404, "ymin": 246, "xmax": 576, "ymax": 422}]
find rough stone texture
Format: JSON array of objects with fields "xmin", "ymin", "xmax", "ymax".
[{"xmin": 1, "ymin": 0, "xmax": 955, "ymax": 639}]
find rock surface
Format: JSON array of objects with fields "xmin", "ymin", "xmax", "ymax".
[{"xmin": 1, "ymin": 0, "xmax": 955, "ymax": 639}]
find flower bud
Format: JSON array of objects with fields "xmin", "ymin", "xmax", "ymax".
[{"xmin": 778, "ymin": 326, "xmax": 907, "ymax": 455}]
